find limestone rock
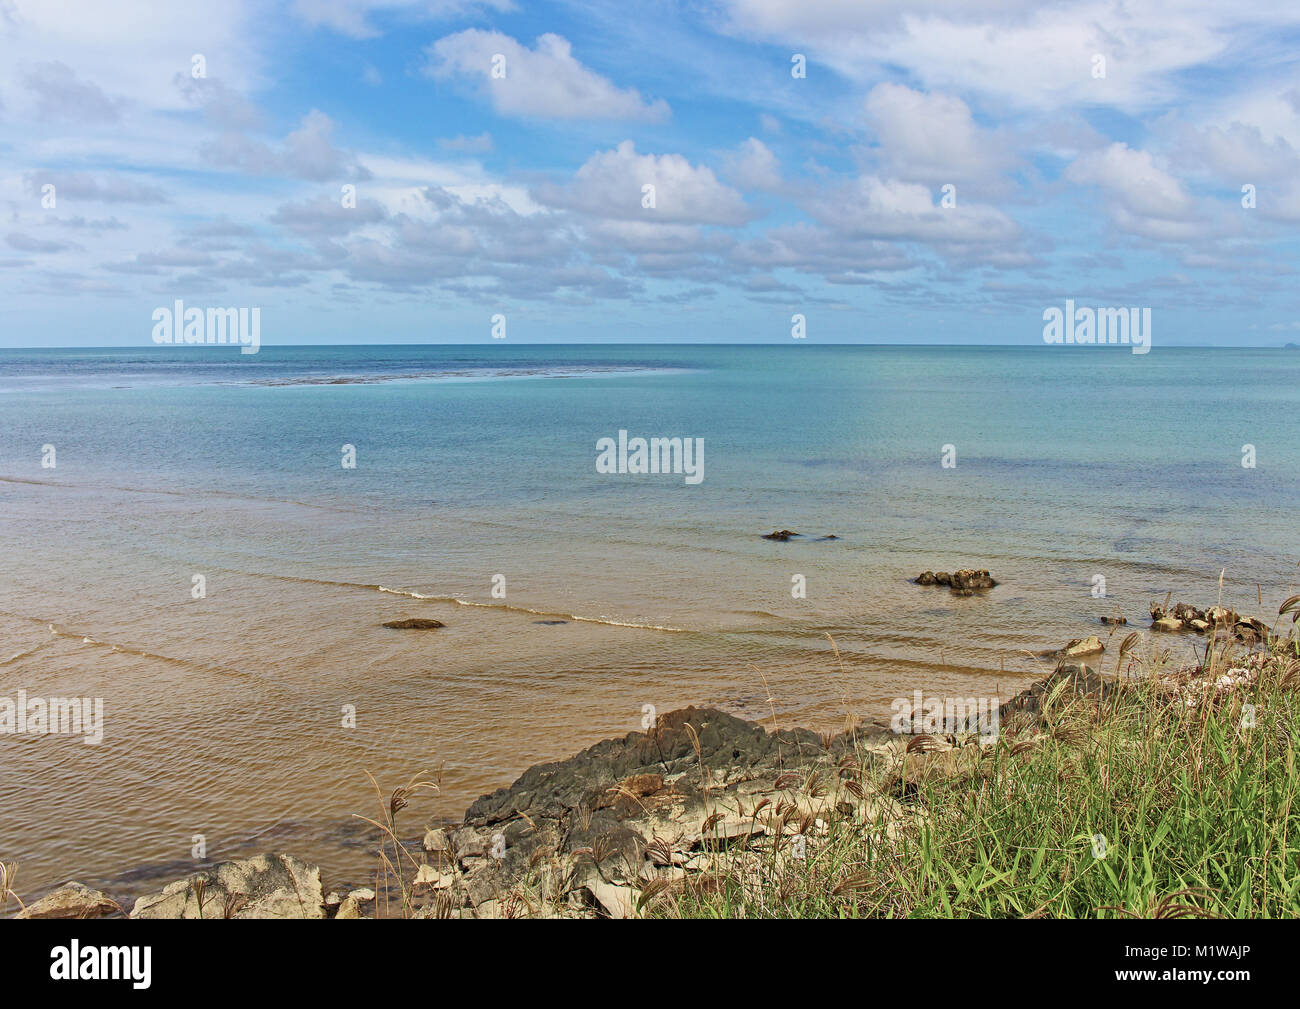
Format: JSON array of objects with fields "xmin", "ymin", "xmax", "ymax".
[
  {"xmin": 129, "ymin": 853, "xmax": 324, "ymax": 919},
  {"xmin": 18, "ymin": 882, "xmax": 118, "ymax": 919},
  {"xmin": 1062, "ymin": 635, "xmax": 1104, "ymax": 657}
]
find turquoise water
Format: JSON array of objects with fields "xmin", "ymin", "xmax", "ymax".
[{"xmin": 2, "ymin": 344, "xmax": 1298, "ymax": 901}]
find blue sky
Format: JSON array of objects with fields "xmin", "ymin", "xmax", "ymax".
[{"xmin": 2, "ymin": 0, "xmax": 1300, "ymax": 346}]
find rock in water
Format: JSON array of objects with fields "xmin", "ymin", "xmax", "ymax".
[
  {"xmin": 1062, "ymin": 635, "xmax": 1105, "ymax": 657},
  {"xmin": 950, "ymin": 569, "xmax": 997, "ymax": 591},
  {"xmin": 18, "ymin": 882, "xmax": 118, "ymax": 919},
  {"xmin": 914, "ymin": 568, "xmax": 997, "ymax": 592},
  {"xmin": 382, "ymin": 618, "xmax": 445, "ymax": 630},
  {"xmin": 761, "ymin": 529, "xmax": 798, "ymax": 541},
  {"xmin": 130, "ymin": 853, "xmax": 325, "ymax": 919}
]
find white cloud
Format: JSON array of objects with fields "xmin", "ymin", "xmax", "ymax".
[
  {"xmin": 1065, "ymin": 142, "xmax": 1200, "ymax": 236},
  {"xmin": 201, "ymin": 110, "xmax": 371, "ymax": 182},
  {"xmin": 809, "ymin": 175, "xmax": 1020, "ymax": 245},
  {"xmin": 720, "ymin": 0, "xmax": 1300, "ymax": 112},
  {"xmin": 0, "ymin": 0, "xmax": 262, "ymax": 112},
  {"xmin": 537, "ymin": 140, "xmax": 753, "ymax": 226},
  {"xmin": 424, "ymin": 31, "xmax": 670, "ymax": 122},
  {"xmin": 863, "ymin": 83, "xmax": 1013, "ymax": 184},
  {"xmin": 723, "ymin": 138, "xmax": 782, "ymax": 191}
]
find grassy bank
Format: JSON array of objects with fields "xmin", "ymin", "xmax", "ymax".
[{"xmin": 655, "ymin": 615, "xmax": 1300, "ymax": 918}]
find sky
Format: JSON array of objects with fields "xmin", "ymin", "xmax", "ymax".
[{"xmin": 2, "ymin": 0, "xmax": 1300, "ymax": 347}]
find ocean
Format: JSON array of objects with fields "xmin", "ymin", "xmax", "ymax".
[{"xmin": 2, "ymin": 344, "xmax": 1298, "ymax": 902}]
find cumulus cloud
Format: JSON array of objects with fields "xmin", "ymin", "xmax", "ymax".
[
  {"xmin": 720, "ymin": 0, "xmax": 1300, "ymax": 112},
  {"xmin": 864, "ymin": 83, "xmax": 1014, "ymax": 184},
  {"xmin": 1065, "ymin": 142, "xmax": 1202, "ymax": 237},
  {"xmin": 21, "ymin": 60, "xmax": 122, "ymax": 121},
  {"xmin": 808, "ymin": 175, "xmax": 1020, "ymax": 246},
  {"xmin": 424, "ymin": 31, "xmax": 669, "ymax": 122},
  {"xmin": 271, "ymin": 192, "xmax": 389, "ymax": 236},
  {"xmin": 537, "ymin": 141, "xmax": 753, "ymax": 225},
  {"xmin": 724, "ymin": 138, "xmax": 782, "ymax": 191},
  {"xmin": 201, "ymin": 109, "xmax": 371, "ymax": 181}
]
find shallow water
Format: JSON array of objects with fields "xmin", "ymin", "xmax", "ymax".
[{"xmin": 2, "ymin": 344, "xmax": 1297, "ymax": 903}]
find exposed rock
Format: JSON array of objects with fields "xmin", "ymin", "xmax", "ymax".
[
  {"xmin": 129, "ymin": 853, "xmax": 325, "ymax": 919},
  {"xmin": 914, "ymin": 568, "xmax": 996, "ymax": 593},
  {"xmin": 1206, "ymin": 606, "xmax": 1237, "ymax": 627},
  {"xmin": 583, "ymin": 878, "xmax": 636, "ymax": 919},
  {"xmin": 950, "ymin": 569, "xmax": 997, "ymax": 592},
  {"xmin": 1151, "ymin": 602, "xmax": 1231, "ymax": 633},
  {"xmin": 1061, "ymin": 635, "xmax": 1104, "ymax": 657},
  {"xmin": 993, "ymin": 661, "xmax": 1111, "ymax": 726},
  {"xmin": 818, "ymin": 534, "xmax": 840, "ymax": 540},
  {"xmin": 1100, "ymin": 616, "xmax": 1127, "ymax": 625},
  {"xmin": 697, "ymin": 819, "xmax": 766, "ymax": 850},
  {"xmin": 18, "ymin": 882, "xmax": 118, "ymax": 919},
  {"xmin": 1234, "ymin": 618, "xmax": 1270, "ymax": 643},
  {"xmin": 762, "ymin": 529, "xmax": 799, "ymax": 541},
  {"xmin": 423, "ymin": 827, "xmax": 452, "ymax": 855},
  {"xmin": 382, "ymin": 618, "xmax": 445, "ymax": 630}
]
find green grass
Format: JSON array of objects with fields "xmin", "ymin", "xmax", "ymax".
[{"xmin": 654, "ymin": 631, "xmax": 1300, "ymax": 919}]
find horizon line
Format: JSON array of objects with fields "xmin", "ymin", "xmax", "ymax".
[{"xmin": 1, "ymin": 341, "xmax": 1296, "ymax": 352}]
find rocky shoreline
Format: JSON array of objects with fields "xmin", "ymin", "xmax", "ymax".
[
  {"xmin": 15, "ymin": 657, "xmax": 1132, "ymax": 920},
  {"xmin": 13, "ymin": 583, "xmax": 1288, "ymax": 921}
]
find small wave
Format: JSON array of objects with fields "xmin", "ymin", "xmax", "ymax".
[
  {"xmin": 378, "ymin": 586, "xmax": 691, "ymax": 632},
  {"xmin": 0, "ymin": 610, "xmax": 250, "ymax": 677},
  {"xmin": 233, "ymin": 572, "xmax": 690, "ymax": 632},
  {"xmin": 244, "ymin": 366, "xmax": 682, "ymax": 388},
  {"xmin": 0, "ymin": 640, "xmax": 52, "ymax": 665},
  {"xmin": 0, "ymin": 473, "xmax": 368, "ymax": 513}
]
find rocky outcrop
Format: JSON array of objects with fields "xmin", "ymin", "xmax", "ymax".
[
  {"xmin": 382, "ymin": 618, "xmax": 445, "ymax": 630},
  {"xmin": 17, "ymin": 882, "xmax": 119, "ymax": 919},
  {"xmin": 129, "ymin": 853, "xmax": 325, "ymax": 919},
  {"xmin": 1059, "ymin": 635, "xmax": 1104, "ymax": 658},
  {"xmin": 761, "ymin": 530, "xmax": 799, "ymax": 541},
  {"xmin": 402, "ymin": 705, "xmax": 905, "ymax": 918},
  {"xmin": 1148, "ymin": 602, "xmax": 1271, "ymax": 641},
  {"xmin": 21, "ymin": 641, "xmax": 1269, "ymax": 920},
  {"xmin": 914, "ymin": 569, "xmax": 997, "ymax": 594}
]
